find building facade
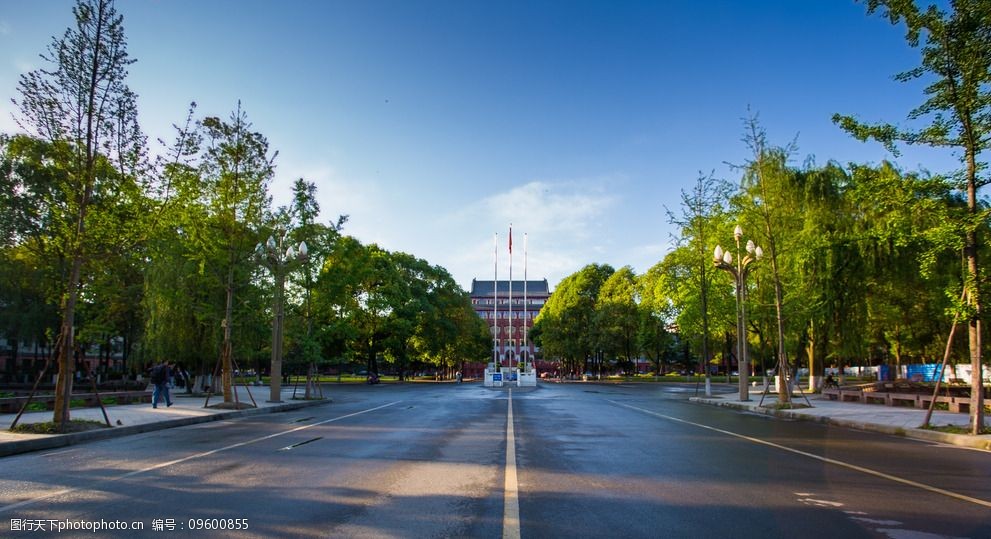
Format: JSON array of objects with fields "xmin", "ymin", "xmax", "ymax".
[{"xmin": 468, "ymin": 279, "xmax": 552, "ymax": 377}]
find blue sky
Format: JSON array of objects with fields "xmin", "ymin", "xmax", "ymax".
[{"xmin": 0, "ymin": 1, "xmax": 962, "ymax": 290}]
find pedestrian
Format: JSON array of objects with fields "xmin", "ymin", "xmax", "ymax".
[
  {"xmin": 149, "ymin": 361, "xmax": 174, "ymax": 408},
  {"xmin": 174, "ymin": 363, "xmax": 190, "ymax": 391}
]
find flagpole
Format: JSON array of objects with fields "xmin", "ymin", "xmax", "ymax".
[
  {"xmin": 524, "ymin": 232, "xmax": 528, "ymax": 370},
  {"xmin": 493, "ymin": 233, "xmax": 498, "ymax": 368},
  {"xmin": 508, "ymin": 224, "xmax": 513, "ymax": 371}
]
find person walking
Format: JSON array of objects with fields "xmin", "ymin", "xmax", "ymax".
[{"xmin": 150, "ymin": 361, "xmax": 174, "ymax": 408}]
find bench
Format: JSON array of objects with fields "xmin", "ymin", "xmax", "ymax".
[
  {"xmin": 822, "ymin": 387, "xmax": 872, "ymax": 403},
  {"xmin": 886, "ymin": 393, "xmax": 921, "ymax": 407},
  {"xmin": 820, "ymin": 387, "xmax": 976, "ymax": 413}
]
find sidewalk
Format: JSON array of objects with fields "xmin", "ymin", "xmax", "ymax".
[
  {"xmin": 0, "ymin": 386, "xmax": 330, "ymax": 458},
  {"xmin": 691, "ymin": 391, "xmax": 991, "ymax": 451}
]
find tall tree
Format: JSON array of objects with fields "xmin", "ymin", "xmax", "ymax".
[
  {"xmin": 834, "ymin": 0, "xmax": 991, "ymax": 432},
  {"xmin": 283, "ymin": 178, "xmax": 346, "ymax": 397},
  {"xmin": 734, "ymin": 116, "xmax": 801, "ymax": 402},
  {"xmin": 12, "ymin": 0, "xmax": 143, "ymax": 428},
  {"xmin": 199, "ymin": 103, "xmax": 273, "ymax": 404},
  {"xmin": 667, "ymin": 173, "xmax": 732, "ymax": 394}
]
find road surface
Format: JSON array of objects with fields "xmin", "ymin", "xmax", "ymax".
[{"xmin": 0, "ymin": 383, "xmax": 988, "ymax": 538}]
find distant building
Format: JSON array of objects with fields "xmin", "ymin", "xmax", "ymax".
[
  {"xmin": 0, "ymin": 335, "xmax": 124, "ymax": 384},
  {"xmin": 466, "ymin": 278, "xmax": 552, "ymax": 378}
]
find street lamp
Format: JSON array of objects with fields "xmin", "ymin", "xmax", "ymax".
[
  {"xmin": 256, "ymin": 232, "xmax": 308, "ymax": 403},
  {"xmin": 714, "ymin": 225, "xmax": 762, "ymax": 401}
]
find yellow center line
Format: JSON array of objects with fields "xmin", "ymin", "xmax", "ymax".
[{"xmin": 503, "ymin": 389, "xmax": 521, "ymax": 539}]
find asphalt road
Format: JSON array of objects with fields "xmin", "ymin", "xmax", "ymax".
[{"xmin": 0, "ymin": 383, "xmax": 988, "ymax": 538}]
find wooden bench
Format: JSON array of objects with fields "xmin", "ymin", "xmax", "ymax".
[
  {"xmin": 886, "ymin": 393, "xmax": 922, "ymax": 407},
  {"xmin": 822, "ymin": 387, "xmax": 874, "ymax": 403},
  {"xmin": 821, "ymin": 387, "xmax": 975, "ymax": 413}
]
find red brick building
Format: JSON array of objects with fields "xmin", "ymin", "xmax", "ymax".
[{"xmin": 466, "ymin": 279, "xmax": 553, "ymax": 378}]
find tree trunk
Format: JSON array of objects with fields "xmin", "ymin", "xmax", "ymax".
[
  {"xmin": 965, "ymin": 145, "xmax": 984, "ymax": 433},
  {"xmin": 54, "ymin": 213, "xmax": 89, "ymax": 429},
  {"xmin": 221, "ymin": 261, "xmax": 235, "ymax": 403}
]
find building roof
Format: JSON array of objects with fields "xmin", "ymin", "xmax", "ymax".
[{"xmin": 470, "ymin": 279, "xmax": 550, "ymax": 296}]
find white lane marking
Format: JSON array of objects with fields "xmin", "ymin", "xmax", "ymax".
[
  {"xmin": 503, "ymin": 389, "xmax": 521, "ymax": 539},
  {"xmin": 41, "ymin": 448, "xmax": 81, "ymax": 458},
  {"xmin": 798, "ymin": 498, "xmax": 845, "ymax": 508},
  {"xmin": 0, "ymin": 401, "xmax": 403, "ymax": 514},
  {"xmin": 609, "ymin": 400, "xmax": 991, "ymax": 509}
]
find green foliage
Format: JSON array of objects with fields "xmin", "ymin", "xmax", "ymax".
[
  {"xmin": 597, "ymin": 267, "xmax": 639, "ymax": 371},
  {"xmin": 313, "ymin": 236, "xmax": 487, "ymax": 378},
  {"xmin": 533, "ymin": 264, "xmax": 614, "ymax": 374},
  {"xmin": 838, "ymin": 0, "xmax": 991, "ymax": 431}
]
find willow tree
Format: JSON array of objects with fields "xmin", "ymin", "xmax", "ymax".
[
  {"xmin": 13, "ymin": 0, "xmax": 144, "ymax": 429},
  {"xmin": 834, "ymin": 0, "xmax": 991, "ymax": 432}
]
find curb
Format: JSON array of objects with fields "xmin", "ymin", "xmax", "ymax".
[
  {"xmin": 690, "ymin": 397, "xmax": 991, "ymax": 452},
  {"xmin": 0, "ymin": 398, "xmax": 332, "ymax": 458}
]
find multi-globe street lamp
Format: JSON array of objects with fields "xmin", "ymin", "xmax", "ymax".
[
  {"xmin": 714, "ymin": 225, "xmax": 762, "ymax": 401},
  {"xmin": 256, "ymin": 232, "xmax": 308, "ymax": 403}
]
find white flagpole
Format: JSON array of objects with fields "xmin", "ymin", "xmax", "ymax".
[
  {"xmin": 508, "ymin": 224, "xmax": 513, "ymax": 370},
  {"xmin": 493, "ymin": 233, "xmax": 498, "ymax": 368},
  {"xmin": 524, "ymin": 232, "xmax": 528, "ymax": 369}
]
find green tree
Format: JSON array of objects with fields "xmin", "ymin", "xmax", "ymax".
[
  {"xmin": 318, "ymin": 237, "xmax": 394, "ymax": 378},
  {"xmin": 12, "ymin": 0, "xmax": 144, "ymax": 428},
  {"xmin": 533, "ymin": 264, "xmax": 613, "ymax": 377},
  {"xmin": 847, "ymin": 163, "xmax": 956, "ymax": 377},
  {"xmin": 734, "ymin": 116, "xmax": 803, "ymax": 402},
  {"xmin": 199, "ymin": 103, "xmax": 273, "ymax": 403},
  {"xmin": 282, "ymin": 178, "xmax": 346, "ymax": 397},
  {"xmin": 141, "ymin": 106, "xmax": 215, "ymax": 377},
  {"xmin": 667, "ymin": 172, "xmax": 732, "ymax": 393},
  {"xmin": 596, "ymin": 266, "xmax": 640, "ymax": 374},
  {"xmin": 636, "ymin": 263, "xmax": 675, "ymax": 376},
  {"xmin": 834, "ymin": 0, "xmax": 991, "ymax": 432},
  {"xmin": 0, "ymin": 136, "xmax": 71, "ymax": 373}
]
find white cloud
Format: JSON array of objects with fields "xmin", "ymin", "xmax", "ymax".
[
  {"xmin": 268, "ymin": 168, "xmax": 635, "ymax": 292},
  {"xmin": 273, "ymin": 160, "xmax": 395, "ymax": 247},
  {"xmin": 0, "ymin": 102, "xmax": 21, "ymax": 135},
  {"xmin": 0, "ymin": 21, "xmax": 10, "ymax": 36},
  {"xmin": 436, "ymin": 177, "xmax": 623, "ymax": 288},
  {"xmin": 14, "ymin": 59, "xmax": 34, "ymax": 73},
  {"xmin": 473, "ymin": 179, "xmax": 619, "ymax": 238}
]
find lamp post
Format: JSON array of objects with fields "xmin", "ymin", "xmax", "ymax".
[
  {"xmin": 256, "ymin": 232, "xmax": 308, "ymax": 403},
  {"xmin": 714, "ymin": 225, "xmax": 762, "ymax": 401}
]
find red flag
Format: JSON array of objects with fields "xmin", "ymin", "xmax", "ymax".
[{"xmin": 509, "ymin": 225, "xmax": 513, "ymax": 253}]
